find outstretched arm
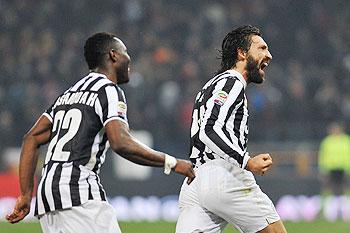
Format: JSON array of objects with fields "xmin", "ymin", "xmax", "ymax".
[
  {"xmin": 6, "ymin": 115, "xmax": 52, "ymax": 223},
  {"xmin": 105, "ymin": 119, "xmax": 195, "ymax": 183}
]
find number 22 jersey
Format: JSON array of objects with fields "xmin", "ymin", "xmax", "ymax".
[{"xmin": 35, "ymin": 72, "xmax": 127, "ymax": 216}]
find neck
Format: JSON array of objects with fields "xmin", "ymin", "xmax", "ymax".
[
  {"xmin": 91, "ymin": 67, "xmax": 117, "ymax": 84},
  {"xmin": 231, "ymin": 61, "xmax": 248, "ymax": 83}
]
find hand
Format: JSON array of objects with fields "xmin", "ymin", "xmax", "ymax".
[
  {"xmin": 174, "ymin": 159, "xmax": 196, "ymax": 184},
  {"xmin": 246, "ymin": 153, "xmax": 273, "ymax": 176},
  {"xmin": 6, "ymin": 195, "xmax": 32, "ymax": 224}
]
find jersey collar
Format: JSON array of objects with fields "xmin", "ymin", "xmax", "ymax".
[
  {"xmin": 226, "ymin": 69, "xmax": 247, "ymax": 89},
  {"xmin": 89, "ymin": 72, "xmax": 108, "ymax": 79}
]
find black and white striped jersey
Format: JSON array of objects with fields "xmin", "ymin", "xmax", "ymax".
[
  {"xmin": 189, "ymin": 70, "xmax": 251, "ymax": 169},
  {"xmin": 35, "ymin": 72, "xmax": 128, "ymax": 216}
]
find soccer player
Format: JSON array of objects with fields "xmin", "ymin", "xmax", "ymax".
[
  {"xmin": 176, "ymin": 26, "xmax": 287, "ymax": 233},
  {"xmin": 6, "ymin": 32, "xmax": 195, "ymax": 233}
]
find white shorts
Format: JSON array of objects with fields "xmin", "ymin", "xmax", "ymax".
[
  {"xmin": 176, "ymin": 159, "xmax": 280, "ymax": 233},
  {"xmin": 39, "ymin": 200, "xmax": 122, "ymax": 233}
]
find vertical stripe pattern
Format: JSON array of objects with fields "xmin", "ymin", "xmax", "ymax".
[
  {"xmin": 189, "ymin": 70, "xmax": 250, "ymax": 169},
  {"xmin": 35, "ymin": 72, "xmax": 128, "ymax": 216}
]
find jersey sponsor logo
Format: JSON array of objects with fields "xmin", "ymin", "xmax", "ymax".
[
  {"xmin": 214, "ymin": 91, "xmax": 228, "ymax": 106},
  {"xmin": 117, "ymin": 101, "xmax": 127, "ymax": 118}
]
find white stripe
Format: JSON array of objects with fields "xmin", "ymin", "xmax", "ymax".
[
  {"xmin": 86, "ymin": 129, "xmax": 104, "ymax": 170},
  {"xmin": 226, "ymin": 105, "xmax": 244, "ymax": 152},
  {"xmin": 70, "ymin": 75, "xmax": 90, "ymax": 92},
  {"xmin": 90, "ymin": 78, "xmax": 112, "ymax": 91},
  {"xmin": 105, "ymin": 85, "xmax": 119, "ymax": 119},
  {"xmin": 99, "ymin": 141, "xmax": 109, "ymax": 168},
  {"xmin": 203, "ymin": 72, "xmax": 233, "ymax": 90},
  {"xmin": 88, "ymin": 175, "xmax": 102, "ymax": 200},
  {"xmin": 93, "ymin": 141, "xmax": 110, "ymax": 175},
  {"xmin": 103, "ymin": 116, "xmax": 129, "ymax": 127},
  {"xmin": 78, "ymin": 165, "xmax": 90, "ymax": 203},
  {"xmin": 37, "ymin": 166, "xmax": 48, "ymax": 215},
  {"xmin": 43, "ymin": 163, "xmax": 58, "ymax": 211},
  {"xmin": 94, "ymin": 98, "xmax": 103, "ymax": 124},
  {"xmin": 239, "ymin": 97, "xmax": 249, "ymax": 150},
  {"xmin": 97, "ymin": 176, "xmax": 106, "ymax": 199},
  {"xmin": 80, "ymin": 76, "xmax": 98, "ymax": 90},
  {"xmin": 199, "ymin": 79, "xmax": 245, "ymax": 165},
  {"xmin": 42, "ymin": 113, "xmax": 52, "ymax": 123},
  {"xmin": 216, "ymin": 81, "xmax": 245, "ymax": 153},
  {"xmin": 59, "ymin": 162, "xmax": 73, "ymax": 209}
]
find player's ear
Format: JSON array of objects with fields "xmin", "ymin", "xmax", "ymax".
[
  {"xmin": 109, "ymin": 49, "xmax": 118, "ymax": 62},
  {"xmin": 237, "ymin": 48, "xmax": 247, "ymax": 61}
]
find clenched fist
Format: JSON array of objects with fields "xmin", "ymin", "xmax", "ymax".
[{"xmin": 246, "ymin": 153, "xmax": 273, "ymax": 176}]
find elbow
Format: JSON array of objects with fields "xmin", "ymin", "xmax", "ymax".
[
  {"xmin": 22, "ymin": 133, "xmax": 40, "ymax": 148},
  {"xmin": 22, "ymin": 132, "xmax": 42, "ymax": 148},
  {"xmin": 23, "ymin": 132, "xmax": 30, "ymax": 142},
  {"xmin": 109, "ymin": 134, "xmax": 132, "ymax": 155},
  {"xmin": 23, "ymin": 133, "xmax": 35, "ymax": 146}
]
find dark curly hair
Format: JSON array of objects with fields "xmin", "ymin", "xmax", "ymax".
[
  {"xmin": 216, "ymin": 25, "xmax": 261, "ymax": 75},
  {"xmin": 84, "ymin": 32, "xmax": 118, "ymax": 69}
]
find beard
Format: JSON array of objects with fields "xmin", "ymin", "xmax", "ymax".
[
  {"xmin": 116, "ymin": 61, "xmax": 130, "ymax": 84},
  {"xmin": 246, "ymin": 56, "xmax": 264, "ymax": 84}
]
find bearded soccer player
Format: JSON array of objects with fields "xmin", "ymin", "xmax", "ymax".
[
  {"xmin": 176, "ymin": 26, "xmax": 287, "ymax": 233},
  {"xmin": 6, "ymin": 32, "xmax": 195, "ymax": 233}
]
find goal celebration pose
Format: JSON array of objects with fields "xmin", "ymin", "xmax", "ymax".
[{"xmin": 176, "ymin": 26, "xmax": 287, "ymax": 233}]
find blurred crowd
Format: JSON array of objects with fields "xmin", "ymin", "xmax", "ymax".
[{"xmin": 0, "ymin": 0, "xmax": 349, "ymax": 155}]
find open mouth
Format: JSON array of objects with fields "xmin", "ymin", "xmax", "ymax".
[{"xmin": 260, "ymin": 61, "xmax": 269, "ymax": 70}]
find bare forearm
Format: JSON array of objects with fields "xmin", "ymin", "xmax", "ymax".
[
  {"xmin": 116, "ymin": 134, "xmax": 165, "ymax": 167},
  {"xmin": 19, "ymin": 136, "xmax": 40, "ymax": 197},
  {"xmin": 119, "ymin": 152, "xmax": 164, "ymax": 166}
]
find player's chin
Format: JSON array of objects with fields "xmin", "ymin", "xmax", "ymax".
[{"xmin": 259, "ymin": 70, "xmax": 266, "ymax": 82}]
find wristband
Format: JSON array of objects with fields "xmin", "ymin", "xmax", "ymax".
[{"xmin": 164, "ymin": 154, "xmax": 177, "ymax": 175}]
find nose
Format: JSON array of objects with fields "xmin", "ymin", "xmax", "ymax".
[{"xmin": 266, "ymin": 50, "xmax": 272, "ymax": 60}]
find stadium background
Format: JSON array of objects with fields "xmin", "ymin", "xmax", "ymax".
[{"xmin": 0, "ymin": 0, "xmax": 349, "ymax": 231}]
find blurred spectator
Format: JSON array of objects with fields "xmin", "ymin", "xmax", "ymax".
[
  {"xmin": 0, "ymin": 0, "xmax": 349, "ymax": 159},
  {"xmin": 0, "ymin": 148, "xmax": 37, "ymax": 198},
  {"xmin": 318, "ymin": 122, "xmax": 350, "ymax": 196}
]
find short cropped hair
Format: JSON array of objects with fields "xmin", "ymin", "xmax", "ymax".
[
  {"xmin": 84, "ymin": 32, "xmax": 117, "ymax": 69},
  {"xmin": 217, "ymin": 25, "xmax": 261, "ymax": 74}
]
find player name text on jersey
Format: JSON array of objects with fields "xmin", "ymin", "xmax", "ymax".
[{"xmin": 53, "ymin": 91, "xmax": 98, "ymax": 109}]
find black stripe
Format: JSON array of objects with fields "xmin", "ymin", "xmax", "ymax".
[
  {"xmin": 99, "ymin": 86, "xmax": 110, "ymax": 123},
  {"xmin": 52, "ymin": 163, "xmax": 63, "ymax": 210},
  {"xmin": 189, "ymin": 76, "xmax": 222, "ymax": 166},
  {"xmin": 204, "ymin": 78, "xmax": 244, "ymax": 165},
  {"xmin": 69, "ymin": 162, "xmax": 81, "ymax": 206},
  {"xmin": 96, "ymin": 176, "xmax": 106, "ymax": 201},
  {"xmin": 206, "ymin": 152, "xmax": 215, "ymax": 160},
  {"xmin": 205, "ymin": 123, "xmax": 243, "ymax": 164},
  {"xmin": 116, "ymin": 86, "xmax": 126, "ymax": 102},
  {"xmin": 34, "ymin": 196, "xmax": 38, "ymax": 216},
  {"xmin": 233, "ymin": 98, "xmax": 245, "ymax": 151},
  {"xmin": 221, "ymin": 78, "xmax": 237, "ymax": 143},
  {"xmin": 208, "ymin": 71, "xmax": 230, "ymax": 87},
  {"xmin": 41, "ymin": 163, "xmax": 54, "ymax": 213},
  {"xmin": 76, "ymin": 76, "xmax": 94, "ymax": 91},
  {"xmin": 85, "ymin": 76, "xmax": 104, "ymax": 90},
  {"xmin": 92, "ymin": 133, "xmax": 108, "ymax": 172},
  {"xmin": 87, "ymin": 178, "xmax": 93, "ymax": 200},
  {"xmin": 224, "ymin": 87, "xmax": 244, "ymax": 143}
]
